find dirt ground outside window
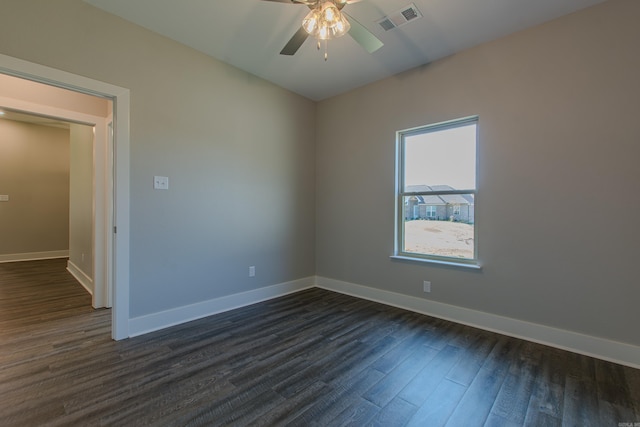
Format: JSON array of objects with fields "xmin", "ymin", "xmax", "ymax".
[{"xmin": 404, "ymin": 220, "xmax": 474, "ymax": 259}]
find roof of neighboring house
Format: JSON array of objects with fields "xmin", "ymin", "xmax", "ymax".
[
  {"xmin": 422, "ymin": 195, "xmax": 446, "ymax": 205},
  {"xmin": 405, "ymin": 184, "xmax": 475, "ymax": 206},
  {"xmin": 440, "ymin": 194, "xmax": 473, "ymax": 204},
  {"xmin": 405, "ymin": 184, "xmax": 436, "ymax": 193}
]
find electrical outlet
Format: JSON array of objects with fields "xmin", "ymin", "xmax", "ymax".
[
  {"xmin": 423, "ymin": 280, "xmax": 431, "ymax": 293},
  {"xmin": 249, "ymin": 266, "xmax": 255, "ymax": 277}
]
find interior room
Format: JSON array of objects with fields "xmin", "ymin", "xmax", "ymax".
[{"xmin": 0, "ymin": 0, "xmax": 638, "ymax": 425}]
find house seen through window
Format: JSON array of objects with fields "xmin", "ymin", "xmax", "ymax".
[{"xmin": 396, "ymin": 117, "xmax": 478, "ymax": 265}]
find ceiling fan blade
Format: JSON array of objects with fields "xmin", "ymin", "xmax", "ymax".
[
  {"xmin": 344, "ymin": 12, "xmax": 383, "ymax": 53},
  {"xmin": 280, "ymin": 26, "xmax": 309, "ymax": 55}
]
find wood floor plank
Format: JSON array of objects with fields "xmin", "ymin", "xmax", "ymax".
[
  {"xmin": 445, "ymin": 336, "xmax": 522, "ymax": 427},
  {"xmin": 271, "ymin": 341, "xmax": 362, "ymax": 398},
  {"xmin": 370, "ymin": 396, "xmax": 418, "ymax": 426},
  {"xmin": 406, "ymin": 378, "xmax": 467, "ymax": 426},
  {"xmin": 595, "ymin": 357, "xmax": 635, "ymax": 407},
  {"xmin": 368, "ymin": 328, "xmax": 433, "ymax": 374},
  {"xmin": 319, "ymin": 335, "xmax": 399, "ymax": 385},
  {"xmin": 522, "ymin": 348, "xmax": 565, "ymax": 426},
  {"xmin": 627, "ymin": 366, "xmax": 640, "ymax": 419},
  {"xmin": 250, "ymin": 381, "xmax": 332, "ymax": 426},
  {"xmin": 488, "ymin": 341, "xmax": 542, "ymax": 425},
  {"xmin": 0, "ymin": 259, "xmax": 638, "ymax": 427},
  {"xmin": 327, "ymin": 397, "xmax": 380, "ymax": 426},
  {"xmin": 446, "ymin": 330, "xmax": 498, "ymax": 387},
  {"xmin": 363, "ymin": 345, "xmax": 439, "ymax": 407},
  {"xmin": 595, "ymin": 357, "xmax": 638, "ymax": 425},
  {"xmin": 424, "ymin": 320, "xmax": 465, "ymax": 351},
  {"xmin": 483, "ymin": 412, "xmax": 524, "ymax": 427},
  {"xmin": 562, "ymin": 375, "xmax": 601, "ymax": 427},
  {"xmin": 294, "ymin": 367, "xmax": 385, "ymax": 426},
  {"xmin": 398, "ymin": 344, "xmax": 463, "ymax": 406}
]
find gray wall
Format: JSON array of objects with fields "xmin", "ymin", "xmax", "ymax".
[
  {"xmin": 316, "ymin": 0, "xmax": 640, "ymax": 347},
  {"xmin": 0, "ymin": 0, "xmax": 316, "ymax": 317},
  {"xmin": 0, "ymin": 120, "xmax": 70, "ymax": 255},
  {"xmin": 69, "ymin": 123, "xmax": 95, "ymax": 282}
]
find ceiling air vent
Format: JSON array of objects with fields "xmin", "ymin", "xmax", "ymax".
[{"xmin": 377, "ymin": 3, "xmax": 422, "ymax": 31}]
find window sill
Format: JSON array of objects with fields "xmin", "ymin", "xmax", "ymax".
[{"xmin": 390, "ymin": 255, "xmax": 482, "ymax": 270}]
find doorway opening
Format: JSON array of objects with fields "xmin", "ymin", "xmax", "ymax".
[{"xmin": 0, "ymin": 53, "xmax": 130, "ymax": 339}]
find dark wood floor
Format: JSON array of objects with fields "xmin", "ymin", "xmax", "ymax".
[{"xmin": 0, "ymin": 259, "xmax": 638, "ymax": 426}]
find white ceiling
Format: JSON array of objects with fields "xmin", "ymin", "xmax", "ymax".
[{"xmin": 83, "ymin": 0, "xmax": 605, "ymax": 101}]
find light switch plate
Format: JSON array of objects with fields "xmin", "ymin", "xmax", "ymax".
[
  {"xmin": 0, "ymin": 195, "xmax": 8, "ymax": 202},
  {"xmin": 153, "ymin": 176, "xmax": 169, "ymax": 190}
]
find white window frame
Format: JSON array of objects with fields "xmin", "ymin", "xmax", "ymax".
[{"xmin": 393, "ymin": 116, "xmax": 480, "ymax": 269}]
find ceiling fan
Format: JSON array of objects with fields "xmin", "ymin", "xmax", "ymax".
[{"xmin": 262, "ymin": 0, "xmax": 384, "ymax": 59}]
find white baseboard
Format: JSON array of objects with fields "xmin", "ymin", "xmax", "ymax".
[
  {"xmin": 0, "ymin": 250, "xmax": 69, "ymax": 263},
  {"xmin": 66, "ymin": 260, "xmax": 94, "ymax": 296},
  {"xmin": 128, "ymin": 276, "xmax": 315, "ymax": 337},
  {"xmin": 316, "ymin": 276, "xmax": 640, "ymax": 369}
]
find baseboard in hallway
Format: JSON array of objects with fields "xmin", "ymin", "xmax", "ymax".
[{"xmin": 0, "ymin": 250, "xmax": 69, "ymax": 263}]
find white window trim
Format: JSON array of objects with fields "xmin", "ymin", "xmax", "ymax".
[{"xmin": 393, "ymin": 116, "xmax": 480, "ymax": 268}]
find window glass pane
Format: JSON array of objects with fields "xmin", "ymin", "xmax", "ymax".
[
  {"xmin": 402, "ymin": 195, "xmax": 475, "ymax": 259},
  {"xmin": 404, "ymin": 123, "xmax": 476, "ymax": 191}
]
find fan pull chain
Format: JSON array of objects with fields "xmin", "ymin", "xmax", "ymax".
[{"xmin": 315, "ymin": 39, "xmax": 329, "ymax": 61}]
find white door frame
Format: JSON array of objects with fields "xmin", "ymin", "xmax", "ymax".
[{"xmin": 0, "ymin": 53, "xmax": 130, "ymax": 340}]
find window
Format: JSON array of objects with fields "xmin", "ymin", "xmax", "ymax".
[{"xmin": 395, "ymin": 116, "xmax": 478, "ymax": 266}]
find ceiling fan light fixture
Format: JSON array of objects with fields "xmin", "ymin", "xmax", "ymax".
[
  {"xmin": 321, "ymin": 2, "xmax": 340, "ymax": 25},
  {"xmin": 303, "ymin": 1, "xmax": 350, "ymax": 41},
  {"xmin": 333, "ymin": 13, "xmax": 351, "ymax": 36},
  {"xmin": 302, "ymin": 9, "xmax": 320, "ymax": 34}
]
